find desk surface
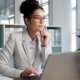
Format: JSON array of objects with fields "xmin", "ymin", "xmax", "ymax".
[{"xmin": 14, "ymin": 76, "xmax": 40, "ymax": 80}]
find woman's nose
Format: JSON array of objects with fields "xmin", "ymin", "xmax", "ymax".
[{"xmin": 40, "ymin": 18, "xmax": 44, "ymax": 24}]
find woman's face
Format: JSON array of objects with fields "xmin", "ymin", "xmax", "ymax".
[{"xmin": 25, "ymin": 9, "xmax": 46, "ymax": 32}]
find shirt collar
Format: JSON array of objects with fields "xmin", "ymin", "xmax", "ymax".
[{"xmin": 27, "ymin": 32, "xmax": 38, "ymax": 43}]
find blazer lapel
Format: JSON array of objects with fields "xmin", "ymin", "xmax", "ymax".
[{"xmin": 22, "ymin": 29, "xmax": 32, "ymax": 67}]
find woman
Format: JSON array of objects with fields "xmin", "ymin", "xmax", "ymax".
[{"xmin": 0, "ymin": 0, "xmax": 52, "ymax": 78}]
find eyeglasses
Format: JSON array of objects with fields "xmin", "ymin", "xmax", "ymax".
[{"xmin": 30, "ymin": 15, "xmax": 48, "ymax": 22}]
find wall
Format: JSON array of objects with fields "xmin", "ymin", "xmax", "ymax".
[{"xmin": 49, "ymin": 0, "xmax": 72, "ymax": 52}]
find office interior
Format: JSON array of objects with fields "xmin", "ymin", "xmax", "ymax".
[{"xmin": 0, "ymin": 0, "xmax": 80, "ymax": 79}]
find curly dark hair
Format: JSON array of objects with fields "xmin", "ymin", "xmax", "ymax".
[{"xmin": 20, "ymin": 0, "xmax": 44, "ymax": 20}]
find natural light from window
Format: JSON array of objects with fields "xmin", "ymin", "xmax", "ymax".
[{"xmin": 71, "ymin": 0, "xmax": 76, "ymax": 51}]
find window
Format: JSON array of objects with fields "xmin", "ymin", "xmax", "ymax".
[
  {"xmin": 42, "ymin": 3, "xmax": 48, "ymax": 15},
  {"xmin": 0, "ymin": 0, "xmax": 14, "ymax": 24},
  {"xmin": 39, "ymin": 0, "xmax": 49, "ymax": 26},
  {"xmin": 71, "ymin": 0, "xmax": 76, "ymax": 51},
  {"xmin": 42, "ymin": 0, "xmax": 48, "ymax": 3}
]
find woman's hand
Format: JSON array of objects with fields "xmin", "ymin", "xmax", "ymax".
[
  {"xmin": 20, "ymin": 67, "xmax": 39, "ymax": 77},
  {"xmin": 40, "ymin": 29, "xmax": 49, "ymax": 47}
]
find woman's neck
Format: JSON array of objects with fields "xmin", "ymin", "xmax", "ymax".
[{"xmin": 28, "ymin": 29, "xmax": 38, "ymax": 40}]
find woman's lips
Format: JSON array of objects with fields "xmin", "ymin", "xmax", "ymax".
[
  {"xmin": 39, "ymin": 25, "xmax": 44, "ymax": 28},
  {"xmin": 38, "ymin": 26, "xmax": 44, "ymax": 31}
]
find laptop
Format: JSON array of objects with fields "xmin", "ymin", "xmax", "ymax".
[{"xmin": 40, "ymin": 51, "xmax": 80, "ymax": 80}]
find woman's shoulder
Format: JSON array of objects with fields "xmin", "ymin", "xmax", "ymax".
[
  {"xmin": 9, "ymin": 31, "xmax": 23, "ymax": 40},
  {"xmin": 10, "ymin": 31, "xmax": 23, "ymax": 36}
]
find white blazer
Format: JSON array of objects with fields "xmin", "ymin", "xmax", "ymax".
[{"xmin": 0, "ymin": 29, "xmax": 52, "ymax": 78}]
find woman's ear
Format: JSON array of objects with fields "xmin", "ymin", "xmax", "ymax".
[{"xmin": 24, "ymin": 18, "xmax": 30, "ymax": 25}]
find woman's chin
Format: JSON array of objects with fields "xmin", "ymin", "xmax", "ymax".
[{"xmin": 38, "ymin": 28, "xmax": 43, "ymax": 32}]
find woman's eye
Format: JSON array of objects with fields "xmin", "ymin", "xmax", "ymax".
[{"xmin": 36, "ymin": 17, "xmax": 40, "ymax": 19}]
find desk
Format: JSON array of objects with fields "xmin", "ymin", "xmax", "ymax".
[{"xmin": 14, "ymin": 76, "xmax": 40, "ymax": 80}]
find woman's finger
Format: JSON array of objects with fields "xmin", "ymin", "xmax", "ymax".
[{"xmin": 32, "ymin": 70, "xmax": 40, "ymax": 76}]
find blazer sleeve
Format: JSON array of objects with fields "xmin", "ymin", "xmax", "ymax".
[
  {"xmin": 0, "ymin": 33, "xmax": 23, "ymax": 78},
  {"xmin": 41, "ymin": 33, "xmax": 52, "ymax": 63}
]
